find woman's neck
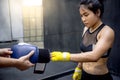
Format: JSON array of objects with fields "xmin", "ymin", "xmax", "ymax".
[{"xmin": 89, "ymin": 20, "xmax": 102, "ymax": 33}]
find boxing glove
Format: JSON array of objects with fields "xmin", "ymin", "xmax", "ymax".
[{"xmin": 11, "ymin": 43, "xmax": 50, "ymax": 63}]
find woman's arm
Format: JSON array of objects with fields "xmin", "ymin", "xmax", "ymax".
[
  {"xmin": 51, "ymin": 26, "xmax": 114, "ymax": 62},
  {"xmin": 70, "ymin": 26, "xmax": 114, "ymax": 62}
]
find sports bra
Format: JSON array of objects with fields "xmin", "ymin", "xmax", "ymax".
[{"xmin": 80, "ymin": 23, "xmax": 111, "ymax": 58}]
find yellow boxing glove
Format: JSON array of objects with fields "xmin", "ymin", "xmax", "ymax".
[
  {"xmin": 51, "ymin": 51, "xmax": 70, "ymax": 61},
  {"xmin": 72, "ymin": 67, "xmax": 82, "ymax": 80}
]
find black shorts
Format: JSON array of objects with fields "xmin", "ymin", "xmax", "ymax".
[{"xmin": 81, "ymin": 70, "xmax": 113, "ymax": 80}]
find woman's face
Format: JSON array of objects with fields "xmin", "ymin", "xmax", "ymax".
[{"xmin": 79, "ymin": 5, "xmax": 100, "ymax": 28}]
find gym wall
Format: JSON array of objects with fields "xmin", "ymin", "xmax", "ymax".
[
  {"xmin": 103, "ymin": 0, "xmax": 120, "ymax": 76},
  {"xmin": 43, "ymin": 0, "xmax": 83, "ymax": 53}
]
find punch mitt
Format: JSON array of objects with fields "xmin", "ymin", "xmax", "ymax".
[{"xmin": 11, "ymin": 43, "xmax": 50, "ymax": 63}]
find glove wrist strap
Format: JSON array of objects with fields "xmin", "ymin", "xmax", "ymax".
[
  {"xmin": 75, "ymin": 67, "xmax": 82, "ymax": 73},
  {"xmin": 63, "ymin": 52, "xmax": 70, "ymax": 61}
]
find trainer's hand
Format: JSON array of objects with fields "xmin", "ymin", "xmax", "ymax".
[
  {"xmin": 15, "ymin": 50, "xmax": 35, "ymax": 71},
  {"xmin": 51, "ymin": 51, "xmax": 70, "ymax": 61},
  {"xmin": 0, "ymin": 48, "xmax": 13, "ymax": 57},
  {"xmin": 72, "ymin": 67, "xmax": 82, "ymax": 80}
]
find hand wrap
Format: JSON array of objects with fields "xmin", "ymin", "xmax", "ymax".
[
  {"xmin": 72, "ymin": 67, "xmax": 82, "ymax": 80},
  {"xmin": 51, "ymin": 51, "xmax": 70, "ymax": 61}
]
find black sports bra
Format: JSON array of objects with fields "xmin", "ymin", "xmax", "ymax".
[{"xmin": 80, "ymin": 23, "xmax": 111, "ymax": 58}]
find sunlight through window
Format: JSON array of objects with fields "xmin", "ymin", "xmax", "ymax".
[{"xmin": 23, "ymin": 0, "xmax": 42, "ymax": 6}]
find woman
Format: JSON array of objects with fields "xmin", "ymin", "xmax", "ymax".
[{"xmin": 51, "ymin": 0, "xmax": 114, "ymax": 80}]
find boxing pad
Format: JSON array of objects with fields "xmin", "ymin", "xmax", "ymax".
[{"xmin": 11, "ymin": 43, "xmax": 50, "ymax": 63}]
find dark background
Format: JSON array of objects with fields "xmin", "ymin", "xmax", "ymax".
[
  {"xmin": 44, "ymin": 0, "xmax": 83, "ymax": 53},
  {"xmin": 0, "ymin": 0, "xmax": 120, "ymax": 80}
]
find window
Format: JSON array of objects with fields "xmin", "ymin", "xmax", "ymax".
[{"xmin": 22, "ymin": 0, "xmax": 43, "ymax": 47}]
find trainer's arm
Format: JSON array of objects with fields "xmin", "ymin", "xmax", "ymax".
[
  {"xmin": 0, "ymin": 57, "xmax": 19, "ymax": 67},
  {"xmin": 0, "ymin": 50, "xmax": 34, "ymax": 71}
]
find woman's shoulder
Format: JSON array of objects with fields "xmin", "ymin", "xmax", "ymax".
[
  {"xmin": 82, "ymin": 27, "xmax": 88, "ymax": 36},
  {"xmin": 100, "ymin": 25, "xmax": 115, "ymax": 38},
  {"xmin": 103, "ymin": 25, "xmax": 114, "ymax": 33},
  {"xmin": 97, "ymin": 24, "xmax": 114, "ymax": 40}
]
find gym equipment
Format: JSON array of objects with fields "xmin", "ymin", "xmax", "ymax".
[{"xmin": 11, "ymin": 43, "xmax": 50, "ymax": 73}]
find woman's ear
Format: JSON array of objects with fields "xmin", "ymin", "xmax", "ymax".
[{"xmin": 96, "ymin": 9, "xmax": 101, "ymax": 17}]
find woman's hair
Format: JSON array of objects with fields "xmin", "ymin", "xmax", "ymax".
[{"xmin": 79, "ymin": 0, "xmax": 104, "ymax": 17}]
